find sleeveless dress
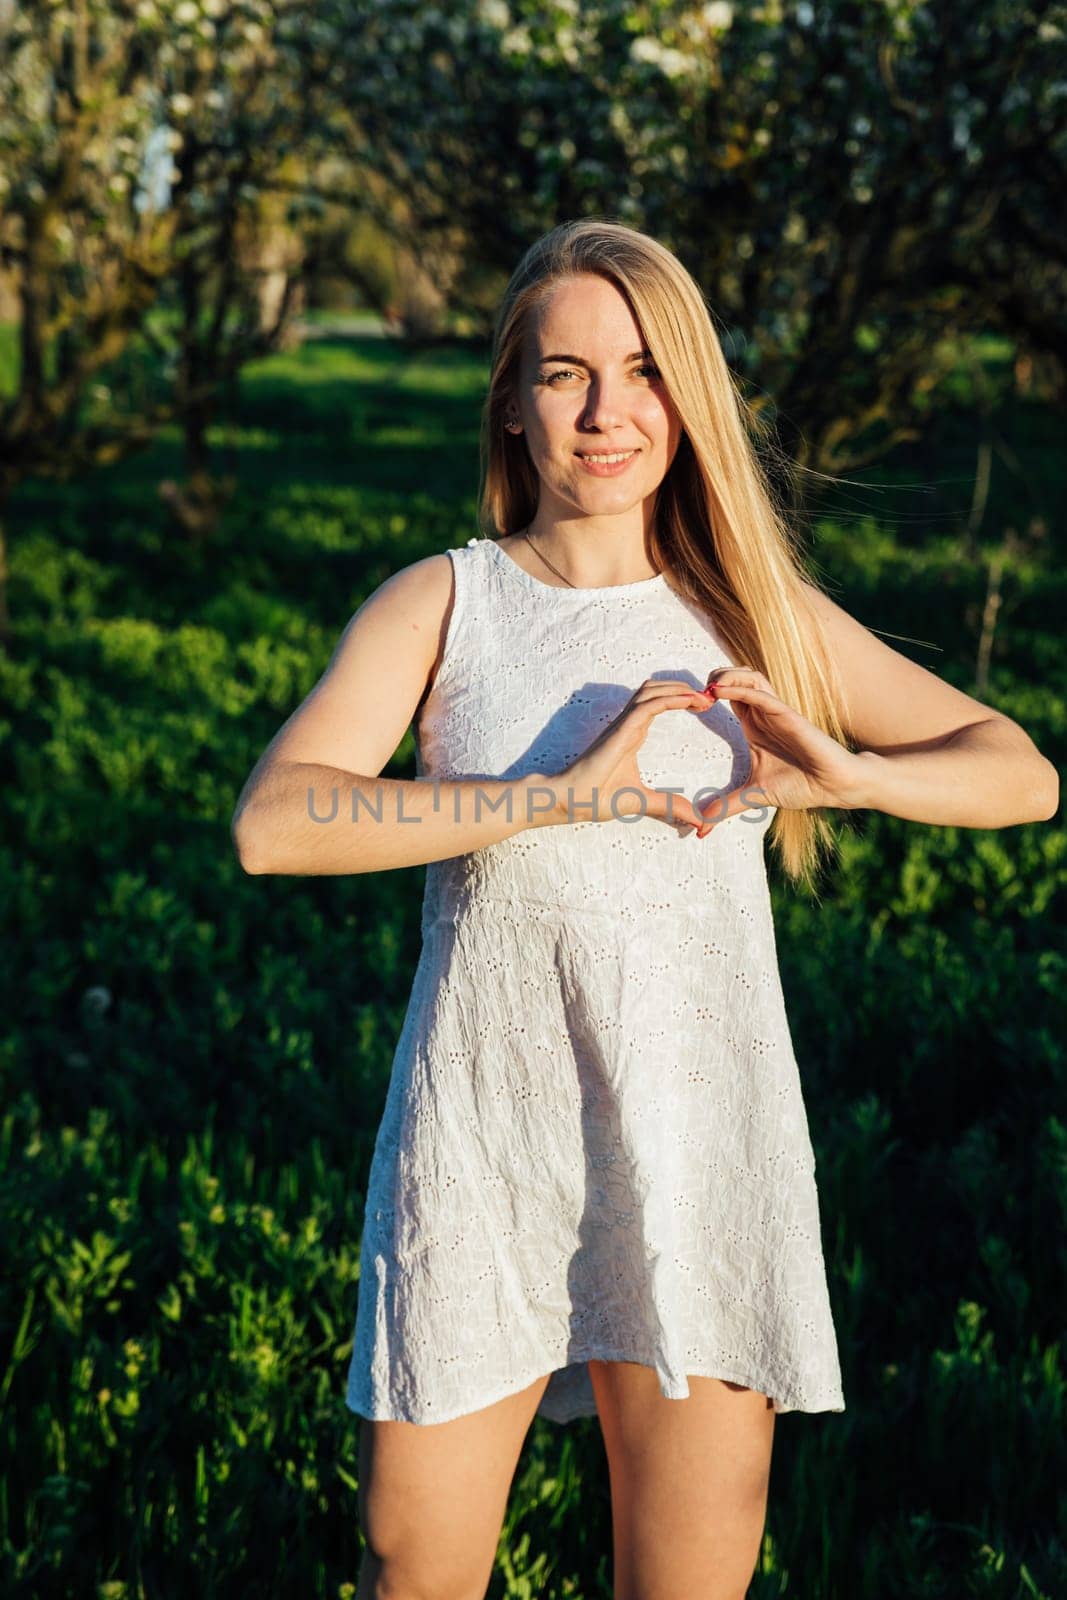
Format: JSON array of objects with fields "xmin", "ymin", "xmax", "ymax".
[{"xmin": 344, "ymin": 536, "xmax": 845, "ymax": 1426}]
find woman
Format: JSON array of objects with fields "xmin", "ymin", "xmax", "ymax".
[{"xmin": 231, "ymin": 219, "xmax": 1057, "ymax": 1600}]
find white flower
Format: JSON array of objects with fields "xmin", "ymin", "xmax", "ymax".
[
  {"xmin": 630, "ymin": 37, "xmax": 694, "ymax": 78},
  {"xmin": 630, "ymin": 36, "xmax": 664, "ymax": 65},
  {"xmin": 174, "ymin": 0, "xmax": 199, "ymax": 23},
  {"xmin": 703, "ymin": 1, "xmax": 733, "ymax": 27},
  {"xmin": 168, "ymin": 92, "xmax": 194, "ymax": 117},
  {"xmin": 658, "ymin": 47, "xmax": 691, "ymax": 77},
  {"xmin": 135, "ymin": 123, "xmax": 177, "ymax": 212},
  {"xmin": 477, "ymin": 0, "xmax": 508, "ymax": 29},
  {"xmin": 609, "ymin": 101, "xmax": 632, "ymax": 137}
]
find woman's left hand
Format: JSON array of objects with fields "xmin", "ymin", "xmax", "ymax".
[{"xmin": 696, "ymin": 666, "xmax": 864, "ymax": 834}]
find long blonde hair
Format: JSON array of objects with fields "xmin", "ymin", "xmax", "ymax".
[{"xmin": 478, "ymin": 216, "xmax": 854, "ymax": 894}]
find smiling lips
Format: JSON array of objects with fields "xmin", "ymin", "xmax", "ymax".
[{"xmin": 575, "ymin": 448, "xmax": 639, "ymax": 476}]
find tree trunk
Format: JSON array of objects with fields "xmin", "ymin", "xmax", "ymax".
[
  {"xmin": 184, "ymin": 386, "xmax": 212, "ymax": 485},
  {"xmin": 0, "ymin": 507, "xmax": 13, "ymax": 657}
]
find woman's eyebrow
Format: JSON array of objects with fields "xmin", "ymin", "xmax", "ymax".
[{"xmin": 539, "ymin": 349, "xmax": 653, "ymax": 365}]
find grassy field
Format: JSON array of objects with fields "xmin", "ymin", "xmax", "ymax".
[{"xmin": 0, "ymin": 332, "xmax": 1064, "ymax": 1597}]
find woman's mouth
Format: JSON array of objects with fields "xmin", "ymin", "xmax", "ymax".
[{"xmin": 575, "ymin": 449, "xmax": 639, "ymax": 477}]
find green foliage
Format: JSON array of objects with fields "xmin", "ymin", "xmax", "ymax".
[{"xmin": 0, "ymin": 331, "xmax": 1064, "ymax": 1596}]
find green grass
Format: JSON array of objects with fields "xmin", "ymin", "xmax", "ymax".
[{"xmin": 0, "ymin": 332, "xmax": 1064, "ymax": 1597}]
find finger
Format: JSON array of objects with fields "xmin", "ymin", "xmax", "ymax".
[
  {"xmin": 634, "ymin": 679, "xmax": 716, "ymax": 704},
  {"xmin": 695, "ymin": 784, "xmax": 773, "ymax": 834},
  {"xmin": 706, "ymin": 667, "xmax": 777, "ymax": 697},
  {"xmin": 629, "ymin": 688, "xmax": 716, "ymax": 716},
  {"xmin": 702, "ymin": 681, "xmax": 788, "ymax": 713},
  {"xmin": 706, "ymin": 666, "xmax": 767, "ymax": 684},
  {"xmin": 644, "ymin": 787, "xmax": 717, "ymax": 832}
]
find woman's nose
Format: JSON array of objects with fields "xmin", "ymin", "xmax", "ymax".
[{"xmin": 581, "ymin": 380, "xmax": 626, "ymax": 431}]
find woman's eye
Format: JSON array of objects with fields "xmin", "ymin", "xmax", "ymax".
[{"xmin": 542, "ymin": 365, "xmax": 660, "ymax": 386}]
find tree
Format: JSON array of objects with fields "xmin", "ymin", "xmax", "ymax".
[
  {"xmin": 331, "ymin": 0, "xmax": 1067, "ymax": 481},
  {"xmin": 0, "ymin": 0, "xmax": 341, "ymax": 644}
]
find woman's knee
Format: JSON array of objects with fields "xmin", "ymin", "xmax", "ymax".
[
  {"xmin": 355, "ymin": 1541, "xmax": 490, "ymax": 1600},
  {"xmin": 354, "ymin": 1374, "xmax": 553, "ymax": 1599},
  {"xmin": 356, "ymin": 1439, "xmax": 498, "ymax": 1599}
]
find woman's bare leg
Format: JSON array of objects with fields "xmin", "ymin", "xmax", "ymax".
[
  {"xmin": 587, "ymin": 1360, "xmax": 776, "ymax": 1600},
  {"xmin": 355, "ymin": 1369, "xmax": 554, "ymax": 1600}
]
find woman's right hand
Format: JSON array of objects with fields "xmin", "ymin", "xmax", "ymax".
[{"xmin": 534, "ymin": 678, "xmax": 717, "ymax": 837}]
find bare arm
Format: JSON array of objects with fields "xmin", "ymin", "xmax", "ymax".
[
  {"xmin": 230, "ymin": 555, "xmax": 555, "ymax": 876},
  {"xmin": 844, "ymin": 720, "xmax": 1058, "ymax": 827},
  {"xmin": 801, "ymin": 582, "xmax": 1059, "ymax": 826},
  {"xmin": 233, "ymin": 763, "xmax": 557, "ymax": 876}
]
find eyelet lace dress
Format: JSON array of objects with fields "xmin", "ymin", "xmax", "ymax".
[{"xmin": 345, "ymin": 536, "xmax": 845, "ymax": 1426}]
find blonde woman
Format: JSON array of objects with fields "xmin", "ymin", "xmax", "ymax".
[{"xmin": 231, "ymin": 220, "xmax": 1057, "ymax": 1600}]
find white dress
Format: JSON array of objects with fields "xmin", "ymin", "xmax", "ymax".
[{"xmin": 345, "ymin": 536, "xmax": 845, "ymax": 1426}]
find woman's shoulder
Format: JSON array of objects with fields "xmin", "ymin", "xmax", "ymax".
[{"xmin": 363, "ymin": 548, "xmax": 457, "ymax": 619}]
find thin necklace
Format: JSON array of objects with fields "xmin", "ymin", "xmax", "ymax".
[
  {"xmin": 520, "ymin": 527, "xmax": 575, "ymax": 588},
  {"xmin": 520, "ymin": 527, "xmax": 664, "ymax": 589}
]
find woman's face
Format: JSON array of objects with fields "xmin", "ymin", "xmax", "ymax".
[{"xmin": 511, "ymin": 272, "xmax": 683, "ymax": 527}]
